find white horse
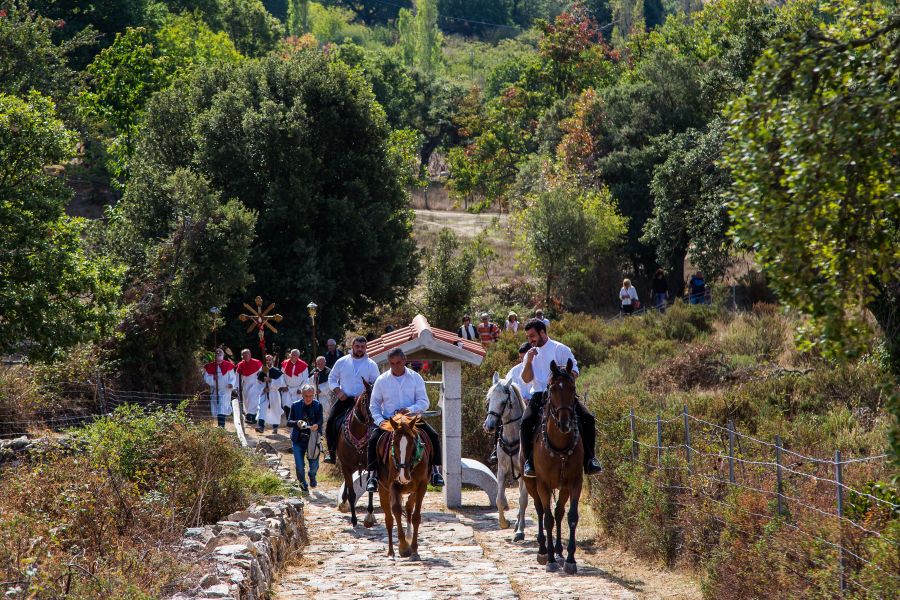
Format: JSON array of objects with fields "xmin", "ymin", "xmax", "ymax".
[{"xmin": 483, "ymin": 372, "xmax": 528, "ymax": 542}]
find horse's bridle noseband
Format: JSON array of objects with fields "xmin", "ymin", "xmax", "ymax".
[{"xmin": 487, "ymin": 384, "xmax": 523, "ymax": 428}]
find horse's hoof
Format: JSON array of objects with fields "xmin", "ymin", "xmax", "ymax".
[
  {"xmin": 363, "ymin": 514, "xmax": 376, "ymax": 528},
  {"xmin": 537, "ymin": 553, "xmax": 548, "ymax": 565},
  {"xmin": 338, "ymin": 501, "xmax": 350, "ymax": 513},
  {"xmin": 546, "ymin": 561, "xmax": 559, "ymax": 572},
  {"xmin": 399, "ymin": 547, "xmax": 412, "ymax": 558},
  {"xmin": 498, "ymin": 517, "xmax": 509, "ymax": 530},
  {"xmin": 564, "ymin": 562, "xmax": 577, "ymax": 575},
  {"xmin": 513, "ymin": 532, "xmax": 525, "ymax": 542},
  {"xmin": 350, "ymin": 518, "xmax": 358, "ymax": 528},
  {"xmin": 409, "ymin": 552, "xmax": 420, "ymax": 562}
]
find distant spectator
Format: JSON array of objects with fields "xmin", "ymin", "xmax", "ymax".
[
  {"xmin": 651, "ymin": 269, "xmax": 669, "ymax": 313},
  {"xmin": 324, "ymin": 339, "xmax": 343, "ymax": 369},
  {"xmin": 505, "ymin": 312, "xmax": 519, "ymax": 333},
  {"xmin": 477, "ymin": 313, "xmax": 501, "ymax": 345},
  {"xmin": 619, "ymin": 279, "xmax": 639, "ymax": 315},
  {"xmin": 457, "ymin": 315, "xmax": 477, "ymax": 341},
  {"xmin": 687, "ymin": 271, "xmax": 707, "ymax": 305},
  {"xmin": 534, "ymin": 309, "xmax": 550, "ymax": 328}
]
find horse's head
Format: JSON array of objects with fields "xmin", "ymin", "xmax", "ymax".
[
  {"xmin": 356, "ymin": 378, "xmax": 374, "ymax": 423},
  {"xmin": 484, "ymin": 371, "xmax": 511, "ymax": 434},
  {"xmin": 548, "ymin": 359, "xmax": 577, "ymax": 434},
  {"xmin": 379, "ymin": 413, "xmax": 424, "ymax": 485}
]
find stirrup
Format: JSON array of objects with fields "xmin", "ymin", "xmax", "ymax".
[
  {"xmin": 585, "ymin": 457, "xmax": 603, "ymax": 475},
  {"xmin": 523, "ymin": 459, "xmax": 536, "ymax": 478},
  {"xmin": 366, "ymin": 475, "xmax": 378, "ymax": 492},
  {"xmin": 323, "ymin": 455, "xmax": 336, "ymax": 464},
  {"xmin": 430, "ymin": 471, "xmax": 445, "ymax": 487}
]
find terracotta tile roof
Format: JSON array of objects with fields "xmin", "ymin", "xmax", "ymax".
[{"xmin": 367, "ymin": 314, "xmax": 486, "ymax": 362}]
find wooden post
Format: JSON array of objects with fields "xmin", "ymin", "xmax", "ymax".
[
  {"xmin": 683, "ymin": 405, "xmax": 691, "ymax": 472},
  {"xmin": 656, "ymin": 414, "xmax": 662, "ymax": 467},
  {"xmin": 629, "ymin": 408, "xmax": 637, "ymax": 465},
  {"xmin": 836, "ymin": 450, "xmax": 846, "ymax": 595},
  {"xmin": 727, "ymin": 420, "xmax": 736, "ymax": 484},
  {"xmin": 775, "ymin": 435, "xmax": 784, "ymax": 517}
]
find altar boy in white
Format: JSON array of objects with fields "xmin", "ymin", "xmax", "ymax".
[{"xmin": 203, "ymin": 348, "xmax": 235, "ymax": 428}]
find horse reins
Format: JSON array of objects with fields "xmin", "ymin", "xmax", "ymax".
[
  {"xmin": 488, "ymin": 384, "xmax": 523, "ymax": 479},
  {"xmin": 540, "ymin": 374, "xmax": 581, "ymax": 459}
]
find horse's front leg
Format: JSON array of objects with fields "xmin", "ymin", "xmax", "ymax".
[
  {"xmin": 532, "ymin": 485, "xmax": 548, "ymax": 565},
  {"xmin": 514, "ymin": 477, "xmax": 528, "ymax": 542},
  {"xmin": 565, "ymin": 483, "xmax": 582, "ymax": 574},
  {"xmin": 393, "ymin": 490, "xmax": 410, "ymax": 558},
  {"xmin": 554, "ymin": 488, "xmax": 570, "ymax": 559},
  {"xmin": 348, "ymin": 482, "xmax": 358, "ymax": 527},
  {"xmin": 541, "ymin": 483, "xmax": 558, "ymax": 572},
  {"xmin": 409, "ymin": 483, "xmax": 425, "ymax": 561},
  {"xmin": 496, "ymin": 452, "xmax": 510, "ymax": 529},
  {"xmin": 379, "ymin": 486, "xmax": 395, "ymax": 558},
  {"xmin": 363, "ymin": 488, "xmax": 376, "ymax": 528}
]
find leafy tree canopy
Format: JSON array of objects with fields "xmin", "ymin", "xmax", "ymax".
[
  {"xmin": 725, "ymin": 0, "xmax": 899, "ymax": 368},
  {"xmin": 0, "ymin": 92, "xmax": 119, "ymax": 359},
  {"xmin": 117, "ymin": 49, "xmax": 419, "ymax": 355}
]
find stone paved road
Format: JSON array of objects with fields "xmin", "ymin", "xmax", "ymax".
[{"xmin": 273, "ymin": 484, "xmax": 638, "ymax": 600}]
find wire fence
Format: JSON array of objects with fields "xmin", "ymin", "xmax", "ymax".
[{"xmin": 596, "ymin": 404, "xmax": 898, "ymax": 597}]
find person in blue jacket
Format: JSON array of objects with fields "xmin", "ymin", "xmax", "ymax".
[{"xmin": 287, "ymin": 383, "xmax": 324, "ymax": 492}]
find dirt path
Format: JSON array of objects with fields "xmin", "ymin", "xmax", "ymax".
[{"xmin": 247, "ymin": 429, "xmax": 699, "ymax": 600}]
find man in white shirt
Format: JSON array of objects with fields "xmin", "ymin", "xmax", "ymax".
[
  {"xmin": 365, "ymin": 348, "xmax": 444, "ymax": 491},
  {"xmin": 323, "ymin": 336, "xmax": 380, "ymax": 463},
  {"xmin": 521, "ymin": 319, "xmax": 602, "ymax": 477},
  {"xmin": 488, "ymin": 342, "xmax": 532, "ymax": 465}
]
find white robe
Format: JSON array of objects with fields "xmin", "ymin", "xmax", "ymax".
[
  {"xmin": 237, "ymin": 362, "xmax": 264, "ymax": 415},
  {"xmin": 282, "ymin": 361, "xmax": 309, "ymax": 409},
  {"xmin": 258, "ymin": 372, "xmax": 287, "ymax": 425},
  {"xmin": 203, "ymin": 368, "xmax": 236, "ymax": 417}
]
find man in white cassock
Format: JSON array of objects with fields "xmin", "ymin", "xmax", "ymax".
[
  {"xmin": 236, "ymin": 348, "xmax": 264, "ymax": 425},
  {"xmin": 365, "ymin": 347, "xmax": 444, "ymax": 492},
  {"xmin": 256, "ymin": 354, "xmax": 287, "ymax": 434},
  {"xmin": 203, "ymin": 348, "xmax": 235, "ymax": 428},
  {"xmin": 281, "ymin": 349, "xmax": 309, "ymax": 418}
]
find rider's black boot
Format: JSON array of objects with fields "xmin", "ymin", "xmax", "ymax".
[
  {"xmin": 520, "ymin": 395, "xmax": 541, "ymax": 478},
  {"xmin": 576, "ymin": 402, "xmax": 602, "ymax": 475},
  {"xmin": 489, "ymin": 429, "xmax": 499, "ymax": 465},
  {"xmin": 430, "ymin": 467, "xmax": 445, "ymax": 487}
]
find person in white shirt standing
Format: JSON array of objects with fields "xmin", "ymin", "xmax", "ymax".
[
  {"xmin": 365, "ymin": 348, "xmax": 444, "ymax": 492},
  {"xmin": 520, "ymin": 318, "xmax": 602, "ymax": 478},
  {"xmin": 323, "ymin": 336, "xmax": 380, "ymax": 464},
  {"xmin": 619, "ymin": 278, "xmax": 639, "ymax": 315},
  {"xmin": 489, "ymin": 341, "xmax": 532, "ymax": 464},
  {"xmin": 203, "ymin": 348, "xmax": 235, "ymax": 428},
  {"xmin": 236, "ymin": 348, "xmax": 264, "ymax": 425}
]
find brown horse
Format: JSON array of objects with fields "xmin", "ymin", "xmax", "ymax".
[
  {"xmin": 521, "ymin": 358, "xmax": 584, "ymax": 574},
  {"xmin": 376, "ymin": 414, "xmax": 431, "ymax": 560},
  {"xmin": 336, "ymin": 379, "xmax": 377, "ymax": 528}
]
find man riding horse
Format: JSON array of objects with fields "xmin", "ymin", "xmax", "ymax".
[
  {"xmin": 366, "ymin": 348, "xmax": 445, "ymax": 491},
  {"xmin": 323, "ymin": 336, "xmax": 380, "ymax": 464},
  {"xmin": 520, "ymin": 318, "xmax": 603, "ymax": 477}
]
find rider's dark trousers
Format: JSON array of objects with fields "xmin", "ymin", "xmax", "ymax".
[
  {"xmin": 325, "ymin": 396, "xmax": 355, "ymax": 457},
  {"xmin": 520, "ymin": 391, "xmax": 597, "ymax": 468},
  {"xmin": 367, "ymin": 422, "xmax": 442, "ymax": 473}
]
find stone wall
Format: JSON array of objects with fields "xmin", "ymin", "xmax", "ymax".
[{"xmin": 168, "ymin": 453, "xmax": 307, "ymax": 600}]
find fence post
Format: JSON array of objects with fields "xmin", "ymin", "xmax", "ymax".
[
  {"xmin": 629, "ymin": 408, "xmax": 637, "ymax": 465},
  {"xmin": 836, "ymin": 450, "xmax": 846, "ymax": 596},
  {"xmin": 775, "ymin": 435, "xmax": 784, "ymax": 517},
  {"xmin": 683, "ymin": 405, "xmax": 691, "ymax": 473},
  {"xmin": 727, "ymin": 420, "xmax": 736, "ymax": 484},
  {"xmin": 656, "ymin": 414, "xmax": 662, "ymax": 467}
]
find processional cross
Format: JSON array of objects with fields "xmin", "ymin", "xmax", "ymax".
[{"xmin": 238, "ymin": 296, "xmax": 283, "ymax": 356}]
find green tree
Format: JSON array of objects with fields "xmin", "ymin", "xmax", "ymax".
[
  {"xmin": 123, "ymin": 49, "xmax": 419, "ymax": 353},
  {"xmin": 518, "ymin": 184, "xmax": 625, "ymax": 308},
  {"xmin": 725, "ymin": 0, "xmax": 899, "ymax": 369},
  {"xmin": 423, "ymin": 229, "xmax": 476, "ymax": 330},
  {"xmin": 398, "ymin": 0, "xmax": 443, "ymax": 74},
  {"xmin": 286, "ymin": 0, "xmax": 308, "ymax": 36},
  {"xmin": 111, "ymin": 169, "xmax": 256, "ymax": 391},
  {"xmin": 643, "ymin": 120, "xmax": 732, "ymax": 283},
  {"xmin": 0, "ymin": 92, "xmax": 119, "ymax": 359}
]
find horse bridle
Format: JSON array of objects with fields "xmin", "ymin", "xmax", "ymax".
[
  {"xmin": 487, "ymin": 383, "xmax": 523, "ymax": 429},
  {"xmin": 390, "ymin": 428, "xmax": 425, "ymax": 474},
  {"xmin": 541, "ymin": 372, "xmax": 580, "ymax": 457}
]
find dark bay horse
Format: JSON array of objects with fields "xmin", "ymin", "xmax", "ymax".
[
  {"xmin": 376, "ymin": 413, "xmax": 431, "ymax": 560},
  {"xmin": 336, "ymin": 379, "xmax": 376, "ymax": 528},
  {"xmin": 521, "ymin": 359, "xmax": 584, "ymax": 574}
]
